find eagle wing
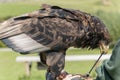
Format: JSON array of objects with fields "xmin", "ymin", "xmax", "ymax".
[{"xmin": 0, "ymin": 6, "xmax": 82, "ymax": 54}]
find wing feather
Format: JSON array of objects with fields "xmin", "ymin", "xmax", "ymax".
[{"xmin": 0, "ymin": 6, "xmax": 84, "ymax": 53}]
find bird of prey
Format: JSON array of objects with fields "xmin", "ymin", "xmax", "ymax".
[{"xmin": 0, "ymin": 5, "xmax": 111, "ymax": 80}]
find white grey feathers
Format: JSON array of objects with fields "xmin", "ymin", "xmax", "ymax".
[{"xmin": 2, "ymin": 34, "xmax": 50, "ymax": 54}]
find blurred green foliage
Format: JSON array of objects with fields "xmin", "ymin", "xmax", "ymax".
[
  {"xmin": 0, "ymin": 1, "xmax": 117, "ymax": 80},
  {"xmin": 0, "ymin": 50, "xmax": 98, "ymax": 80}
]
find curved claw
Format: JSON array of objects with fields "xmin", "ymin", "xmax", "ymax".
[
  {"xmin": 58, "ymin": 70, "xmax": 68, "ymax": 80},
  {"xmin": 99, "ymin": 41, "xmax": 109, "ymax": 54}
]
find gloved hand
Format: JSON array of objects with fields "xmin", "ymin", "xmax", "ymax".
[
  {"xmin": 57, "ymin": 72, "xmax": 93, "ymax": 80},
  {"xmin": 62, "ymin": 74, "xmax": 93, "ymax": 80}
]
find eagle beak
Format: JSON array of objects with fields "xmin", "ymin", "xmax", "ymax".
[{"xmin": 99, "ymin": 41, "xmax": 109, "ymax": 54}]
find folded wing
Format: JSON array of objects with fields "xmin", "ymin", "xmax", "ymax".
[{"xmin": 0, "ymin": 6, "xmax": 80, "ymax": 54}]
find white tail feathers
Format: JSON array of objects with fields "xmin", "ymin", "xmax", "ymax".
[{"xmin": 2, "ymin": 34, "xmax": 50, "ymax": 54}]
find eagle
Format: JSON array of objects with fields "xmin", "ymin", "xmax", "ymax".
[{"xmin": 0, "ymin": 5, "xmax": 111, "ymax": 80}]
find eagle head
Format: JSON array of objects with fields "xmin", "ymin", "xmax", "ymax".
[
  {"xmin": 90, "ymin": 16, "xmax": 111, "ymax": 54},
  {"xmin": 76, "ymin": 15, "xmax": 111, "ymax": 54}
]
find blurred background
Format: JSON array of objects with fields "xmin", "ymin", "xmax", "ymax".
[{"xmin": 0, "ymin": 0, "xmax": 119, "ymax": 80}]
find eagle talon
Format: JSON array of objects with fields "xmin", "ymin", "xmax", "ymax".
[
  {"xmin": 58, "ymin": 70, "xmax": 68, "ymax": 80},
  {"xmin": 58, "ymin": 73, "xmax": 93, "ymax": 80},
  {"xmin": 99, "ymin": 41, "xmax": 109, "ymax": 54}
]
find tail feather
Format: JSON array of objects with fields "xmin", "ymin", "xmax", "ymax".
[{"xmin": 2, "ymin": 34, "xmax": 50, "ymax": 54}]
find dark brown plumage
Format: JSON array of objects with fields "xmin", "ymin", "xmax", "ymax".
[{"xmin": 0, "ymin": 5, "xmax": 111, "ymax": 80}]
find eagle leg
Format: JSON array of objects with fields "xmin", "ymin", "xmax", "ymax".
[
  {"xmin": 39, "ymin": 52, "xmax": 47, "ymax": 65},
  {"xmin": 41, "ymin": 51, "xmax": 65, "ymax": 80}
]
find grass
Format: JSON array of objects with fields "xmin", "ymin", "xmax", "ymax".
[
  {"xmin": 0, "ymin": 51, "xmax": 45, "ymax": 80},
  {"xmin": 0, "ymin": 2, "xmax": 40, "ymax": 20},
  {"xmin": 0, "ymin": 0, "xmax": 120, "ymax": 20},
  {"xmin": 0, "ymin": 48, "xmax": 109, "ymax": 80}
]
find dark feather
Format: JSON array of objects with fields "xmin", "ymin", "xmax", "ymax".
[{"xmin": 0, "ymin": 5, "xmax": 111, "ymax": 53}]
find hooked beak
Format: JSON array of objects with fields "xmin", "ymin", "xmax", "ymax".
[{"xmin": 99, "ymin": 41, "xmax": 109, "ymax": 54}]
